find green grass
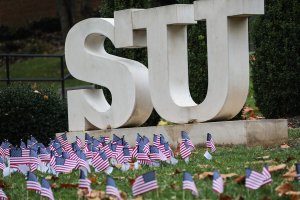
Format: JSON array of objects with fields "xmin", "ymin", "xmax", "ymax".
[{"xmin": 1, "ymin": 128, "xmax": 300, "ymax": 199}]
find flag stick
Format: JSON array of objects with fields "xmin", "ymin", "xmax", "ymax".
[
  {"xmin": 156, "ymin": 188, "xmax": 159, "ymax": 198},
  {"xmin": 182, "ymin": 190, "xmax": 185, "ymax": 200},
  {"xmin": 27, "ymin": 190, "xmax": 28, "ymax": 200}
]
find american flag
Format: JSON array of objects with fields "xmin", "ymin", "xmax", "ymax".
[
  {"xmin": 0, "ymin": 188, "xmax": 8, "ymax": 200},
  {"xmin": 54, "ymin": 157, "xmax": 77, "ymax": 173},
  {"xmin": 85, "ymin": 133, "xmax": 92, "ymax": 144},
  {"xmin": 136, "ymin": 145, "xmax": 150, "ymax": 165},
  {"xmin": 0, "ymin": 141, "xmax": 10, "ymax": 157},
  {"xmin": 52, "ymin": 142, "xmax": 63, "ymax": 157},
  {"xmin": 101, "ymin": 143, "xmax": 112, "ymax": 159},
  {"xmin": 28, "ymin": 149, "xmax": 39, "ymax": 172},
  {"xmin": 142, "ymin": 136, "xmax": 150, "ymax": 154},
  {"xmin": 212, "ymin": 170, "xmax": 223, "ymax": 194},
  {"xmin": 149, "ymin": 145, "xmax": 166, "ymax": 161},
  {"xmin": 132, "ymin": 171, "xmax": 158, "ymax": 196},
  {"xmin": 123, "ymin": 146, "xmax": 131, "ymax": 163},
  {"xmin": 76, "ymin": 136, "xmax": 83, "ymax": 149},
  {"xmin": 153, "ymin": 134, "xmax": 160, "ymax": 147},
  {"xmin": 20, "ymin": 140, "xmax": 27, "ymax": 149},
  {"xmin": 183, "ymin": 172, "xmax": 198, "ymax": 196},
  {"xmin": 79, "ymin": 169, "xmax": 91, "ymax": 192},
  {"xmin": 26, "ymin": 172, "xmax": 41, "ymax": 192},
  {"xmin": 160, "ymin": 142, "xmax": 172, "ymax": 159},
  {"xmin": 136, "ymin": 133, "xmax": 143, "ymax": 146},
  {"xmin": 262, "ymin": 164, "xmax": 272, "ymax": 185},
  {"xmin": 296, "ymin": 163, "xmax": 300, "ymax": 182},
  {"xmin": 56, "ymin": 133, "xmax": 69, "ymax": 148},
  {"xmin": 0, "ymin": 157, "xmax": 6, "ymax": 170},
  {"xmin": 84, "ymin": 143, "xmax": 93, "ymax": 160},
  {"xmin": 99, "ymin": 136, "xmax": 110, "ymax": 144},
  {"xmin": 245, "ymin": 168, "xmax": 264, "ymax": 190},
  {"xmin": 38, "ymin": 147, "xmax": 50, "ymax": 162},
  {"xmin": 92, "ymin": 150, "xmax": 110, "ymax": 171},
  {"xmin": 180, "ymin": 140, "xmax": 191, "ymax": 159},
  {"xmin": 181, "ymin": 131, "xmax": 195, "ymax": 150},
  {"xmin": 106, "ymin": 175, "xmax": 121, "ymax": 200},
  {"xmin": 206, "ymin": 133, "xmax": 216, "ymax": 152},
  {"xmin": 72, "ymin": 142, "xmax": 81, "ymax": 152},
  {"xmin": 76, "ymin": 150, "xmax": 90, "ymax": 172},
  {"xmin": 41, "ymin": 178, "xmax": 54, "ymax": 200},
  {"xmin": 10, "ymin": 148, "xmax": 38, "ymax": 168}
]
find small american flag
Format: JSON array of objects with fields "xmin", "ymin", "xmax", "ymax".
[
  {"xmin": 76, "ymin": 151, "xmax": 90, "ymax": 172},
  {"xmin": 41, "ymin": 178, "xmax": 54, "ymax": 200},
  {"xmin": 101, "ymin": 143, "xmax": 112, "ymax": 159},
  {"xmin": 183, "ymin": 172, "xmax": 198, "ymax": 196},
  {"xmin": 54, "ymin": 157, "xmax": 77, "ymax": 173},
  {"xmin": 106, "ymin": 175, "xmax": 121, "ymax": 200},
  {"xmin": 38, "ymin": 147, "xmax": 50, "ymax": 162},
  {"xmin": 153, "ymin": 134, "xmax": 160, "ymax": 147},
  {"xmin": 132, "ymin": 171, "xmax": 158, "ymax": 196},
  {"xmin": 296, "ymin": 163, "xmax": 300, "ymax": 182},
  {"xmin": 20, "ymin": 140, "xmax": 27, "ymax": 149},
  {"xmin": 136, "ymin": 145, "xmax": 150, "ymax": 165},
  {"xmin": 10, "ymin": 148, "xmax": 38, "ymax": 168},
  {"xmin": 262, "ymin": 164, "xmax": 272, "ymax": 185},
  {"xmin": 136, "ymin": 133, "xmax": 143, "ymax": 146},
  {"xmin": 84, "ymin": 143, "xmax": 93, "ymax": 160},
  {"xmin": 26, "ymin": 172, "xmax": 41, "ymax": 192},
  {"xmin": 76, "ymin": 136, "xmax": 83, "ymax": 149},
  {"xmin": 149, "ymin": 145, "xmax": 166, "ymax": 161},
  {"xmin": 92, "ymin": 150, "xmax": 110, "ymax": 171},
  {"xmin": 180, "ymin": 140, "xmax": 191, "ymax": 159},
  {"xmin": 0, "ymin": 188, "xmax": 8, "ymax": 200},
  {"xmin": 212, "ymin": 170, "xmax": 223, "ymax": 194},
  {"xmin": 245, "ymin": 168, "xmax": 264, "ymax": 190},
  {"xmin": 56, "ymin": 133, "xmax": 69, "ymax": 148},
  {"xmin": 0, "ymin": 157, "xmax": 6, "ymax": 170},
  {"xmin": 142, "ymin": 136, "xmax": 150, "ymax": 154},
  {"xmin": 181, "ymin": 131, "xmax": 195, "ymax": 150},
  {"xmin": 85, "ymin": 133, "xmax": 92, "ymax": 144},
  {"xmin": 0, "ymin": 141, "xmax": 10, "ymax": 157},
  {"xmin": 123, "ymin": 146, "xmax": 131, "ymax": 163},
  {"xmin": 99, "ymin": 136, "xmax": 110, "ymax": 144},
  {"xmin": 206, "ymin": 133, "xmax": 216, "ymax": 152},
  {"xmin": 79, "ymin": 169, "xmax": 91, "ymax": 192}
]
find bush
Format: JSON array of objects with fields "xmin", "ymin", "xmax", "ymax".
[
  {"xmin": 99, "ymin": 0, "xmax": 208, "ymax": 125},
  {"xmin": 0, "ymin": 84, "xmax": 68, "ymax": 145},
  {"xmin": 251, "ymin": 0, "xmax": 300, "ymax": 118}
]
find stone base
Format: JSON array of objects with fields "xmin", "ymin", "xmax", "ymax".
[{"xmin": 59, "ymin": 119, "xmax": 288, "ymax": 148}]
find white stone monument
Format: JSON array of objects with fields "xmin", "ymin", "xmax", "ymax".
[{"xmin": 62, "ymin": 0, "xmax": 288, "ymax": 147}]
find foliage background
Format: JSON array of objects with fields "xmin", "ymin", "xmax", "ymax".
[{"xmin": 251, "ymin": 0, "xmax": 300, "ymax": 118}]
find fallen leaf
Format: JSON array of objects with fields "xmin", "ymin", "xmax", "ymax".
[
  {"xmin": 276, "ymin": 183, "xmax": 294, "ymax": 196},
  {"xmin": 89, "ymin": 177, "xmax": 97, "ymax": 184},
  {"xmin": 221, "ymin": 173, "xmax": 238, "ymax": 179},
  {"xmin": 219, "ymin": 194, "xmax": 232, "ymax": 200},
  {"xmin": 60, "ymin": 183, "xmax": 78, "ymax": 188},
  {"xmin": 115, "ymin": 164, "xmax": 123, "ymax": 169},
  {"xmin": 193, "ymin": 172, "xmax": 213, "ymax": 180},
  {"xmin": 170, "ymin": 183, "xmax": 180, "ymax": 191},
  {"xmin": 173, "ymin": 168, "xmax": 182, "ymax": 175},
  {"xmin": 120, "ymin": 191, "xmax": 128, "ymax": 200},
  {"xmin": 284, "ymin": 156, "xmax": 295, "ymax": 163},
  {"xmin": 234, "ymin": 176, "xmax": 245, "ymax": 184},
  {"xmin": 51, "ymin": 183, "xmax": 59, "ymax": 189},
  {"xmin": 286, "ymin": 191, "xmax": 300, "ymax": 196},
  {"xmin": 283, "ymin": 165, "xmax": 297, "ymax": 181},
  {"xmin": 128, "ymin": 177, "xmax": 135, "ymax": 186},
  {"xmin": 269, "ymin": 164, "xmax": 286, "ymax": 172},
  {"xmin": 281, "ymin": 143, "xmax": 290, "ymax": 149}
]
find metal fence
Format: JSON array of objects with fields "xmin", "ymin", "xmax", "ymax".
[{"xmin": 0, "ymin": 53, "xmax": 72, "ymax": 98}]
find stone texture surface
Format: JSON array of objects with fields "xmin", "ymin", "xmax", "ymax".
[{"xmin": 59, "ymin": 119, "xmax": 288, "ymax": 148}]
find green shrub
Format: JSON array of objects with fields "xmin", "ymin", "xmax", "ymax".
[
  {"xmin": 251, "ymin": 0, "xmax": 300, "ymax": 118},
  {"xmin": 0, "ymin": 84, "xmax": 68, "ymax": 145},
  {"xmin": 99, "ymin": 0, "xmax": 208, "ymax": 125}
]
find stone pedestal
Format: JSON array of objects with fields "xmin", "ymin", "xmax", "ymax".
[{"xmin": 59, "ymin": 119, "xmax": 288, "ymax": 147}]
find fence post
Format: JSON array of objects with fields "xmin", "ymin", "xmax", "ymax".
[
  {"xmin": 60, "ymin": 56, "xmax": 65, "ymax": 99},
  {"xmin": 5, "ymin": 56, "xmax": 10, "ymax": 85}
]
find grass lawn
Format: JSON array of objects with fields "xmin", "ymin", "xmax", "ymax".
[{"xmin": 1, "ymin": 128, "xmax": 299, "ymax": 200}]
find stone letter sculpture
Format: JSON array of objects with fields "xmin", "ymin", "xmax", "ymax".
[{"xmin": 65, "ymin": 0, "xmax": 264, "ymax": 131}]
